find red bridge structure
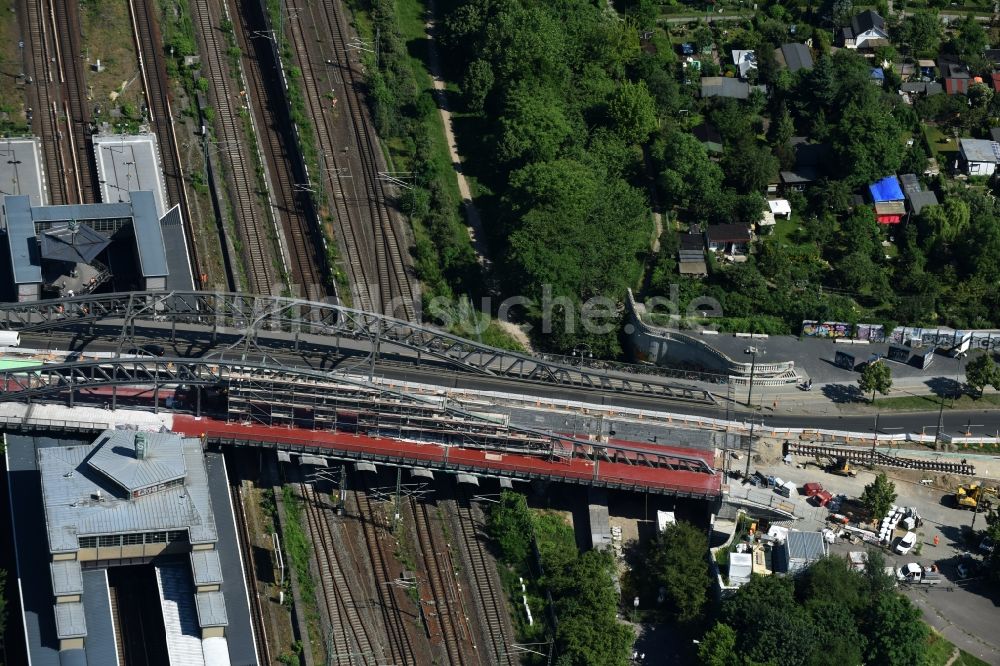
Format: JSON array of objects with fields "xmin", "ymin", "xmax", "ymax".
[{"xmin": 172, "ymin": 415, "xmax": 722, "ymax": 499}]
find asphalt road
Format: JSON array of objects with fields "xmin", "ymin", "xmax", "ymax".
[{"xmin": 10, "ymin": 331, "xmax": 1000, "ymax": 439}]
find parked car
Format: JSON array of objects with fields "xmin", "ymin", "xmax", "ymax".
[
  {"xmin": 827, "ymin": 494, "xmax": 847, "ymax": 513},
  {"xmin": 956, "ymin": 560, "xmax": 981, "ymax": 580},
  {"xmin": 811, "ymin": 490, "xmax": 834, "ymax": 507},
  {"xmin": 895, "ymin": 531, "xmax": 917, "ymax": 555},
  {"xmin": 803, "ymin": 482, "xmax": 824, "ymax": 497}
]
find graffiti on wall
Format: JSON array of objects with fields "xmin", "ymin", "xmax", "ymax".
[{"xmin": 801, "ymin": 321, "xmax": 852, "ymax": 338}]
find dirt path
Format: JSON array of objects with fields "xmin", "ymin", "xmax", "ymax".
[{"xmin": 424, "ymin": 2, "xmax": 492, "ymax": 269}]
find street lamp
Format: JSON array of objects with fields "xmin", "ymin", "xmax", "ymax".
[
  {"xmin": 744, "ymin": 346, "xmax": 763, "ymax": 407},
  {"xmin": 571, "ymin": 344, "xmax": 593, "ymax": 365}
]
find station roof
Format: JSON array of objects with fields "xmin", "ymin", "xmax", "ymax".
[
  {"xmin": 39, "ymin": 223, "xmax": 110, "ymax": 264},
  {"xmin": 129, "ymin": 190, "xmax": 168, "ymax": 277},
  {"xmin": 0, "ymin": 139, "xmax": 46, "ymax": 206},
  {"xmin": 53, "ymin": 602, "xmax": 86, "ymax": 639},
  {"xmin": 195, "ymin": 590, "xmax": 229, "ymax": 627},
  {"xmin": 86, "ymin": 430, "xmax": 187, "ymax": 494},
  {"xmin": 38, "ymin": 429, "xmax": 217, "ymax": 553},
  {"xmin": 50, "ymin": 560, "xmax": 83, "ymax": 597},
  {"xmin": 93, "ymin": 134, "xmax": 169, "ymax": 217},
  {"xmin": 4, "ymin": 194, "xmax": 41, "ymax": 284},
  {"xmin": 190, "ymin": 550, "xmax": 224, "ymax": 586}
]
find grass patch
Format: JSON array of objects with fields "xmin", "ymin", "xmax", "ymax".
[
  {"xmin": 873, "ymin": 392, "xmax": 1000, "ymax": 412},
  {"xmin": 81, "ymin": 0, "xmax": 145, "ymax": 132},
  {"xmin": 279, "ymin": 486, "xmax": 323, "ymax": 662},
  {"xmin": 924, "ymin": 629, "xmax": 990, "ymax": 666},
  {"xmin": 924, "ymin": 125, "xmax": 958, "ymax": 160}
]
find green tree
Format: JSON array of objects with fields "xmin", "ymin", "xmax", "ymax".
[
  {"xmin": 859, "ymin": 359, "xmax": 892, "ymax": 401},
  {"xmin": 462, "ymin": 58, "xmax": 494, "ymax": 114},
  {"xmin": 645, "ymin": 521, "xmax": 711, "ymax": 623},
  {"xmin": 866, "ymin": 593, "xmax": 928, "ymax": 665},
  {"xmin": 897, "ymin": 11, "xmax": 943, "ymax": 54},
  {"xmin": 833, "ymin": 93, "xmax": 903, "ymax": 186},
  {"xmin": 722, "ymin": 138, "xmax": 779, "ymax": 193},
  {"xmin": 497, "ymin": 86, "xmax": 573, "ymax": 164},
  {"xmin": 722, "ymin": 575, "xmax": 819, "ymax": 666},
  {"xmin": 861, "ymin": 472, "xmax": 898, "ymax": 520},
  {"xmin": 698, "ymin": 623, "xmax": 738, "ymax": 666},
  {"xmin": 965, "ymin": 352, "xmax": 1000, "ymax": 397},
  {"xmin": 486, "ymin": 490, "xmax": 533, "ymax": 564},
  {"xmin": 607, "ymin": 80, "xmax": 657, "ymax": 145},
  {"xmin": 948, "ymin": 15, "xmax": 987, "ymax": 62}
]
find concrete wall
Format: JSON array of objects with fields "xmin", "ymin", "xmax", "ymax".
[{"xmin": 625, "ymin": 290, "xmax": 736, "ymax": 373}]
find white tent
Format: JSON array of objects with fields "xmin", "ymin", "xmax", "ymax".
[
  {"xmin": 729, "ymin": 552, "xmax": 753, "ymax": 586},
  {"xmin": 768, "ymin": 198, "xmax": 792, "ymax": 218}
]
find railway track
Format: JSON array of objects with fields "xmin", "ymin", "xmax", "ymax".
[
  {"xmin": 189, "ymin": 0, "xmax": 275, "ymax": 294},
  {"xmin": 285, "ymin": 0, "xmax": 416, "ymax": 319},
  {"xmin": 128, "ymin": 0, "xmax": 201, "ymax": 283},
  {"xmin": 52, "ymin": 0, "xmax": 96, "ymax": 203},
  {"xmin": 786, "ymin": 442, "xmax": 977, "ymax": 475},
  {"xmin": 353, "ymin": 484, "xmax": 417, "ymax": 665},
  {"xmin": 300, "ymin": 481, "xmax": 381, "ymax": 664},
  {"xmin": 409, "ymin": 495, "xmax": 475, "ymax": 665},
  {"xmin": 453, "ymin": 493, "xmax": 516, "ymax": 666},
  {"xmin": 231, "ymin": 0, "xmax": 324, "ymax": 301},
  {"xmin": 229, "ymin": 481, "xmax": 273, "ymax": 665},
  {"xmin": 23, "ymin": 0, "xmax": 69, "ymax": 203}
]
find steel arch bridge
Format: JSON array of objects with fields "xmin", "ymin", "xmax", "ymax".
[
  {"xmin": 0, "ymin": 356, "xmax": 716, "ymax": 475},
  {"xmin": 0, "ymin": 291, "xmax": 715, "ymax": 402}
]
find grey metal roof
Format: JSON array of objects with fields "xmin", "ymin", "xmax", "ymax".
[
  {"xmin": 786, "ymin": 531, "xmax": 826, "ymax": 562},
  {"xmin": 898, "ymin": 173, "xmax": 920, "ymax": 195},
  {"xmin": 82, "ymin": 569, "xmax": 119, "ymax": 666},
  {"xmin": 780, "ymin": 43, "xmax": 813, "ymax": 72},
  {"xmin": 908, "ymin": 190, "xmax": 939, "ymax": 214},
  {"xmin": 4, "ymin": 194, "xmax": 42, "ymax": 283},
  {"xmin": 50, "ymin": 560, "xmax": 83, "ymax": 597},
  {"xmin": 29, "ymin": 202, "xmax": 134, "ymax": 222},
  {"xmin": 160, "ymin": 204, "xmax": 195, "ymax": 290},
  {"xmin": 0, "ymin": 139, "xmax": 47, "ymax": 207},
  {"xmin": 960, "ymin": 138, "xmax": 1000, "ymax": 164},
  {"xmin": 130, "ymin": 190, "xmax": 168, "ymax": 277},
  {"xmin": 195, "ymin": 590, "xmax": 229, "ymax": 627},
  {"xmin": 701, "ymin": 77, "xmax": 758, "ymax": 99},
  {"xmin": 38, "ymin": 430, "xmax": 218, "ymax": 553},
  {"xmin": 58, "ymin": 649, "xmax": 87, "ymax": 666},
  {"xmin": 39, "ymin": 223, "xmax": 110, "ymax": 264},
  {"xmin": 53, "ymin": 602, "xmax": 87, "ymax": 639},
  {"xmin": 86, "ymin": 430, "xmax": 187, "ymax": 494},
  {"xmin": 93, "ymin": 134, "xmax": 169, "ymax": 217},
  {"xmin": 191, "ymin": 550, "xmax": 224, "ymax": 586},
  {"xmin": 851, "ymin": 9, "xmax": 885, "ymax": 34},
  {"xmin": 204, "ymin": 452, "xmax": 258, "ymax": 665}
]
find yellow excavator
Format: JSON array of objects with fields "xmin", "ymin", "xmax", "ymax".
[{"xmin": 954, "ymin": 483, "xmax": 998, "ymax": 510}]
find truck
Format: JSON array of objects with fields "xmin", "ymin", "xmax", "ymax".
[
  {"xmin": 896, "ymin": 562, "xmax": 942, "ymax": 585},
  {"xmin": 0, "ymin": 331, "xmax": 20, "ymax": 347}
]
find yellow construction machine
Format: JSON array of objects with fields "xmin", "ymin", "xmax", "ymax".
[{"xmin": 954, "ymin": 483, "xmax": 998, "ymax": 510}]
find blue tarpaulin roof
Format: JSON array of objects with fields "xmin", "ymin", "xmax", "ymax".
[{"xmin": 869, "ymin": 176, "xmax": 903, "ymax": 202}]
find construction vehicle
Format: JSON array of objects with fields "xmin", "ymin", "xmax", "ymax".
[
  {"xmin": 828, "ymin": 457, "xmax": 858, "ymax": 477},
  {"xmin": 954, "ymin": 483, "xmax": 999, "ymax": 510}
]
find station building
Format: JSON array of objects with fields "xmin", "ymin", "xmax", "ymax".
[
  {"xmin": 0, "ymin": 133, "xmax": 193, "ymax": 302},
  {"xmin": 6, "ymin": 425, "xmax": 258, "ymax": 665}
]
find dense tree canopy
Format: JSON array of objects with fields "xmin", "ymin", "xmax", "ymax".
[{"xmin": 707, "ymin": 554, "xmax": 926, "ymax": 666}]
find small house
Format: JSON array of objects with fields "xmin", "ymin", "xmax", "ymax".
[
  {"xmin": 841, "ymin": 10, "xmax": 889, "ymax": 50},
  {"xmin": 692, "ymin": 123, "xmax": 724, "ymax": 155},
  {"xmin": 700, "ymin": 77, "xmax": 764, "ymax": 99},
  {"xmin": 732, "ymin": 50, "xmax": 757, "ymax": 79},
  {"xmin": 782, "ymin": 531, "xmax": 828, "ymax": 574},
  {"xmin": 942, "ymin": 62, "xmax": 972, "ymax": 95},
  {"xmin": 893, "ymin": 62, "xmax": 915, "ymax": 81},
  {"xmin": 677, "ymin": 232, "xmax": 708, "ymax": 276},
  {"xmin": 959, "ymin": 138, "xmax": 1000, "ymax": 176},
  {"xmin": 899, "ymin": 173, "xmax": 939, "ymax": 214},
  {"xmin": 870, "ymin": 67, "xmax": 885, "ymax": 86},
  {"xmin": 918, "ymin": 59, "xmax": 937, "ymax": 78},
  {"xmin": 775, "ymin": 43, "xmax": 813, "ymax": 72},
  {"xmin": 779, "ymin": 138, "xmax": 829, "ymax": 191},
  {"xmin": 900, "ymin": 81, "xmax": 943, "ymax": 97},
  {"xmin": 869, "ymin": 175, "xmax": 905, "ymax": 224},
  {"xmin": 705, "ymin": 224, "xmax": 751, "ymax": 258}
]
